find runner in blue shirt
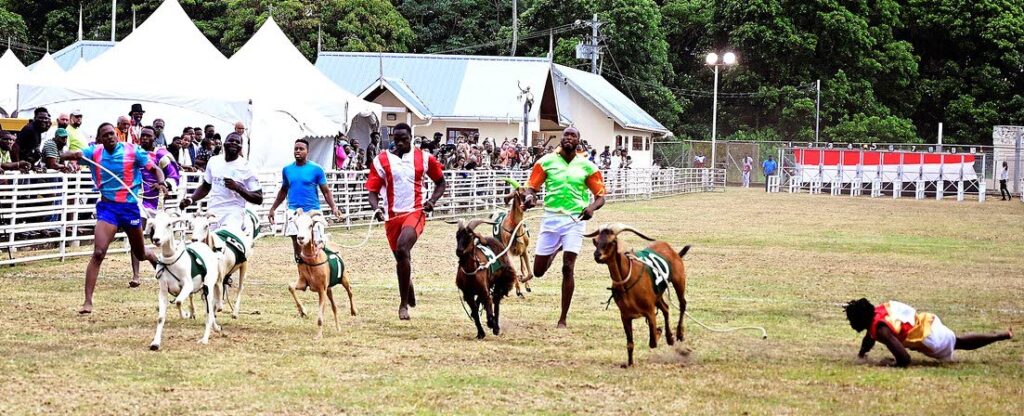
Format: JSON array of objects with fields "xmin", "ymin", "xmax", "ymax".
[
  {"xmin": 59, "ymin": 122, "xmax": 166, "ymax": 314},
  {"xmin": 269, "ymin": 138, "xmax": 343, "ymax": 262},
  {"xmin": 762, "ymin": 155, "xmax": 778, "ymax": 191}
]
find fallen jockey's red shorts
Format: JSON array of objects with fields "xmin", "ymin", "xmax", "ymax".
[{"xmin": 384, "ymin": 210, "xmax": 426, "ymax": 252}]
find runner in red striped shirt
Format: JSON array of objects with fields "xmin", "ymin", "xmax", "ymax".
[{"xmin": 366, "ymin": 123, "xmax": 447, "ymax": 320}]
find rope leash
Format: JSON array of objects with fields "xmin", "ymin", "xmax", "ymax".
[
  {"xmin": 465, "ymin": 209, "xmax": 579, "ymax": 274},
  {"xmin": 664, "ymin": 288, "xmax": 769, "ymax": 339},
  {"xmin": 78, "ymin": 156, "xmax": 165, "ymax": 200}
]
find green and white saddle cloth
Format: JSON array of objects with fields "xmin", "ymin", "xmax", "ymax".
[
  {"xmin": 490, "ymin": 211, "xmax": 530, "ymax": 242},
  {"xmin": 633, "ymin": 248, "xmax": 672, "ymax": 295},
  {"xmin": 324, "ymin": 247, "xmax": 345, "ymax": 287},
  {"xmin": 214, "ymin": 229, "xmax": 249, "ymax": 264},
  {"xmin": 475, "ymin": 243, "xmax": 504, "ymax": 275},
  {"xmin": 185, "ymin": 247, "xmax": 208, "ymax": 279}
]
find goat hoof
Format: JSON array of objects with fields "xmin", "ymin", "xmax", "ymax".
[
  {"xmin": 492, "ymin": 327, "xmax": 500, "ymax": 336},
  {"xmin": 516, "ymin": 292, "xmax": 525, "ymax": 299},
  {"xmin": 149, "ymin": 344, "xmax": 160, "ymax": 351},
  {"xmin": 620, "ymin": 363, "xmax": 633, "ymax": 369},
  {"xmin": 525, "ymin": 287, "xmax": 531, "ymax": 293},
  {"xmin": 476, "ymin": 332, "xmax": 486, "ymax": 340},
  {"xmin": 197, "ymin": 339, "xmax": 209, "ymax": 345}
]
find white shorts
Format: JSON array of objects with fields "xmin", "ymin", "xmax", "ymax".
[
  {"xmin": 535, "ymin": 213, "xmax": 586, "ymax": 256},
  {"xmin": 920, "ymin": 315, "xmax": 957, "ymax": 361},
  {"xmin": 211, "ymin": 210, "xmax": 246, "ymax": 234}
]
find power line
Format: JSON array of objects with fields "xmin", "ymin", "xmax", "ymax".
[{"xmin": 430, "ymin": 23, "xmax": 580, "ymax": 55}]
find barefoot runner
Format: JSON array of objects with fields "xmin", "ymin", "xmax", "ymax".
[
  {"xmin": 365, "ymin": 123, "xmax": 446, "ymax": 320},
  {"xmin": 59, "ymin": 123, "xmax": 166, "ymax": 314},
  {"xmin": 522, "ymin": 126, "xmax": 606, "ymax": 328}
]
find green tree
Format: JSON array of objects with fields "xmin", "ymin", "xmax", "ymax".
[
  {"xmin": 596, "ymin": 0, "xmax": 683, "ymax": 132},
  {"xmin": 396, "ymin": 0, "xmax": 512, "ymax": 54},
  {"xmin": 0, "ymin": 4, "xmax": 29, "ymax": 48}
]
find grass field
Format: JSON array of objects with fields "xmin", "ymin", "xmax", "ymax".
[{"xmin": 1, "ymin": 188, "xmax": 1022, "ymax": 414}]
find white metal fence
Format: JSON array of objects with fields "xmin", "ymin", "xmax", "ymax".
[{"xmin": 0, "ymin": 167, "xmax": 724, "ymax": 266}]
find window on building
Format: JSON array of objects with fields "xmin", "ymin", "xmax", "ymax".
[
  {"xmin": 632, "ymin": 136, "xmax": 643, "ymax": 151},
  {"xmin": 447, "ymin": 128, "xmax": 480, "ymax": 143},
  {"xmin": 615, "ymin": 135, "xmax": 623, "ymax": 149},
  {"xmin": 645, "ymin": 136, "xmax": 651, "ymax": 151}
]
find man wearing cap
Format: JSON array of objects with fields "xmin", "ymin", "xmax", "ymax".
[
  {"xmin": 128, "ymin": 103, "xmax": 145, "ymax": 144},
  {"xmin": 41, "ymin": 128, "xmax": 73, "ymax": 172},
  {"xmin": 67, "ymin": 110, "xmax": 86, "ymax": 151},
  {"xmin": 522, "ymin": 126, "xmax": 607, "ymax": 328}
]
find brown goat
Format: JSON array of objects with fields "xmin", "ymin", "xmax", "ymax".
[
  {"xmin": 287, "ymin": 209, "xmax": 357, "ymax": 340},
  {"xmin": 585, "ymin": 223, "xmax": 689, "ymax": 367},
  {"xmin": 496, "ymin": 187, "xmax": 532, "ymax": 297},
  {"xmin": 448, "ymin": 218, "xmax": 517, "ymax": 339}
]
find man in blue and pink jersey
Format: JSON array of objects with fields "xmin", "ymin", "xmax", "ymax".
[
  {"xmin": 130, "ymin": 126, "xmax": 181, "ymax": 282},
  {"xmin": 60, "ymin": 123, "xmax": 167, "ymax": 314},
  {"xmin": 366, "ymin": 123, "xmax": 447, "ymax": 320}
]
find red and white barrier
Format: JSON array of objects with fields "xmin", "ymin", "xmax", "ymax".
[{"xmin": 791, "ymin": 148, "xmax": 979, "ymax": 183}]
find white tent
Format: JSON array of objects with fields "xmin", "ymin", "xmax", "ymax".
[
  {"xmin": 0, "ymin": 49, "xmax": 31, "ymax": 117},
  {"xmin": 17, "ymin": 0, "xmax": 251, "ymax": 145},
  {"xmin": 28, "ymin": 53, "xmax": 66, "ymax": 84},
  {"xmin": 227, "ymin": 17, "xmax": 381, "ymax": 171}
]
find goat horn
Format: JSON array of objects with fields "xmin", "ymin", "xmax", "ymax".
[
  {"xmin": 465, "ymin": 219, "xmax": 496, "ymax": 231},
  {"xmin": 583, "ymin": 229, "xmax": 600, "ymax": 238},
  {"xmin": 607, "ymin": 223, "xmax": 656, "ymax": 241},
  {"xmin": 443, "ymin": 219, "xmax": 466, "ymax": 229}
]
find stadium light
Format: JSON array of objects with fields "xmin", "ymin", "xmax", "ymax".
[{"xmin": 705, "ymin": 51, "xmax": 738, "ymax": 171}]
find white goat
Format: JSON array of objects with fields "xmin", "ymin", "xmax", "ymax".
[
  {"xmin": 148, "ymin": 210, "xmax": 223, "ymax": 350},
  {"xmin": 189, "ymin": 211, "xmax": 257, "ymax": 319}
]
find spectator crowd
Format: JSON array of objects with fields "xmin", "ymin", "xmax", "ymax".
[
  {"xmin": 0, "ymin": 103, "xmax": 246, "ymax": 175},
  {"xmin": 331, "ymin": 131, "xmax": 636, "ymax": 172}
]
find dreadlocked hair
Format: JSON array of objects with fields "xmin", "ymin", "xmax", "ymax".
[{"xmin": 844, "ymin": 298, "xmax": 875, "ymax": 332}]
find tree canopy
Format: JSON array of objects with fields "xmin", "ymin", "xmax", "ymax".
[{"xmin": 3, "ymin": 0, "xmax": 1021, "ymax": 145}]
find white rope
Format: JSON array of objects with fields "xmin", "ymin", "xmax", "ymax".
[
  {"xmin": 664, "ymin": 288, "xmax": 768, "ymax": 339},
  {"xmin": 78, "ymin": 156, "xmax": 162, "ymax": 200},
  {"xmin": 684, "ymin": 312, "xmax": 768, "ymax": 339}
]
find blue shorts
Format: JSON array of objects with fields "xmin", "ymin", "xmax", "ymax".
[{"xmin": 96, "ymin": 201, "xmax": 143, "ymax": 230}]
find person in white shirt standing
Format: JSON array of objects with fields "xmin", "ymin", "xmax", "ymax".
[
  {"xmin": 179, "ymin": 133, "xmax": 263, "ymax": 233},
  {"xmin": 742, "ymin": 156, "xmax": 753, "ymax": 188}
]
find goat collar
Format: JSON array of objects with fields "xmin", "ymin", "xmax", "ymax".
[
  {"xmin": 609, "ymin": 252, "xmax": 636, "ymax": 290},
  {"xmin": 298, "ymin": 241, "xmax": 328, "ymax": 267}
]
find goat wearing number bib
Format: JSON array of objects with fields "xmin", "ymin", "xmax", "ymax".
[{"xmin": 585, "ymin": 223, "xmax": 689, "ymax": 367}]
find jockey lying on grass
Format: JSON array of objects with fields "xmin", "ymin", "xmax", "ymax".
[{"xmin": 844, "ymin": 298, "xmax": 1012, "ymax": 367}]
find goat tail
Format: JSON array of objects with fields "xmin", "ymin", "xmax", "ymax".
[{"xmin": 678, "ymin": 245, "xmax": 691, "ymax": 258}]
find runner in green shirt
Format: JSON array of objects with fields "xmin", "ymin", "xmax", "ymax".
[{"xmin": 523, "ymin": 126, "xmax": 607, "ymax": 328}]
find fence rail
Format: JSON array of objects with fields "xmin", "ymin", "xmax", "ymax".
[{"xmin": 0, "ymin": 167, "xmax": 723, "ymax": 266}]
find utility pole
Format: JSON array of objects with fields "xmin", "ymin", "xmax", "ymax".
[
  {"xmin": 589, "ymin": 14, "xmax": 599, "ymax": 73},
  {"xmin": 78, "ymin": 2, "xmax": 83, "ymax": 42},
  {"xmin": 511, "ymin": 0, "xmax": 518, "ymax": 56},
  {"xmin": 575, "ymin": 15, "xmax": 603, "ymax": 74},
  {"xmin": 111, "ymin": 0, "xmax": 117, "ymax": 42},
  {"xmin": 814, "ymin": 79, "xmax": 821, "ymax": 144}
]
